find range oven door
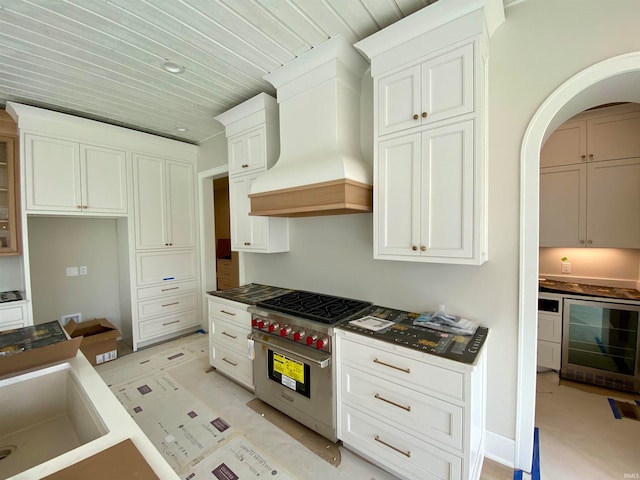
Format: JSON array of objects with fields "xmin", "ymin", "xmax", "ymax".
[{"xmin": 250, "ymin": 332, "xmax": 336, "ymax": 442}]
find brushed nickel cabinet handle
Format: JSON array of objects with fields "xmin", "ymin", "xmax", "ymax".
[
  {"xmin": 220, "ymin": 309, "xmax": 236, "ymax": 316},
  {"xmin": 222, "ymin": 331, "xmax": 237, "ymax": 339},
  {"xmin": 373, "ymin": 358, "xmax": 411, "ymax": 374},
  {"xmin": 162, "ymin": 301, "xmax": 179, "ymax": 307},
  {"xmin": 162, "ymin": 320, "xmax": 180, "ymax": 326},
  {"xmin": 161, "ymin": 287, "xmax": 179, "ymax": 292},
  {"xmin": 374, "ymin": 435, "xmax": 411, "ymax": 458},
  {"xmin": 374, "ymin": 393, "xmax": 411, "ymax": 412},
  {"xmin": 222, "ymin": 357, "xmax": 238, "ymax": 367}
]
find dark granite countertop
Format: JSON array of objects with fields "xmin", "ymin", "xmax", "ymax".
[
  {"xmin": 539, "ymin": 279, "xmax": 640, "ymax": 301},
  {"xmin": 207, "ymin": 283, "xmax": 293, "ymax": 305}
]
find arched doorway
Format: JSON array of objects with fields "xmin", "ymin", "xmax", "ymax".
[{"xmin": 517, "ymin": 52, "xmax": 640, "ymax": 470}]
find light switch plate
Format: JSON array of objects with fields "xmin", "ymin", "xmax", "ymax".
[
  {"xmin": 561, "ymin": 262, "xmax": 571, "ymax": 274},
  {"xmin": 66, "ymin": 266, "xmax": 79, "ymax": 277}
]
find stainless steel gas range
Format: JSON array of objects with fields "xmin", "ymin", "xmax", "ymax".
[{"xmin": 248, "ymin": 290, "xmax": 371, "ymax": 442}]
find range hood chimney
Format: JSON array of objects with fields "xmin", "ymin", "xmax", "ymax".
[{"xmin": 249, "ymin": 35, "xmax": 373, "ymax": 217}]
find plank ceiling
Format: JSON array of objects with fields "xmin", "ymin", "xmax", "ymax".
[{"xmin": 0, "ymin": 0, "xmax": 454, "ymax": 144}]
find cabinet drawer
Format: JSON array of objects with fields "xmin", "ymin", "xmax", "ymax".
[
  {"xmin": 211, "ymin": 342, "xmax": 253, "ymax": 389},
  {"xmin": 138, "ymin": 310, "xmax": 199, "ymax": 341},
  {"xmin": 0, "ymin": 304, "xmax": 26, "ymax": 323},
  {"xmin": 138, "ymin": 292, "xmax": 197, "ymax": 320},
  {"xmin": 339, "ymin": 337, "xmax": 464, "ymax": 401},
  {"xmin": 208, "ymin": 299, "xmax": 250, "ymax": 324},
  {"xmin": 211, "ymin": 317, "xmax": 250, "ymax": 354},
  {"xmin": 538, "ymin": 312, "xmax": 562, "ymax": 343},
  {"xmin": 340, "ymin": 404, "xmax": 461, "ymax": 480},
  {"xmin": 137, "ymin": 280, "xmax": 197, "ymax": 300},
  {"xmin": 136, "ymin": 250, "xmax": 197, "ymax": 286},
  {"xmin": 341, "ymin": 365, "xmax": 463, "ymax": 451},
  {"xmin": 537, "ymin": 340, "xmax": 561, "ymax": 370}
]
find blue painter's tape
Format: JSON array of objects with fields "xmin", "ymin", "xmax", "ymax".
[
  {"xmin": 532, "ymin": 427, "xmax": 540, "ymax": 480},
  {"xmin": 513, "ymin": 469, "xmax": 523, "ymax": 480},
  {"xmin": 608, "ymin": 398, "xmax": 622, "ymax": 419},
  {"xmin": 163, "ymin": 277, "xmax": 175, "ymax": 281}
]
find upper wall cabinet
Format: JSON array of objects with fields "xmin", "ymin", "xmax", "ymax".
[
  {"xmin": 541, "ymin": 104, "xmax": 640, "ymax": 168},
  {"xmin": 24, "ymin": 135, "xmax": 127, "ymax": 215},
  {"xmin": 377, "ymin": 43, "xmax": 473, "ymax": 137},
  {"xmin": 133, "ymin": 154, "xmax": 196, "ymax": 250},
  {"xmin": 356, "ymin": 9, "xmax": 488, "ymax": 265},
  {"xmin": 215, "ymin": 93, "xmax": 289, "ymax": 253}
]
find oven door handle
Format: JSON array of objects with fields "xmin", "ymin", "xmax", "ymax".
[{"xmin": 249, "ymin": 333, "xmax": 331, "ymax": 369}]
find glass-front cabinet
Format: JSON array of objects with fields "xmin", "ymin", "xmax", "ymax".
[{"xmin": 0, "ymin": 134, "xmax": 19, "ymax": 255}]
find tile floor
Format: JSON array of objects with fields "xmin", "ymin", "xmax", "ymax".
[
  {"xmin": 535, "ymin": 371, "xmax": 640, "ymax": 479},
  {"xmin": 103, "ymin": 333, "xmax": 515, "ymax": 480}
]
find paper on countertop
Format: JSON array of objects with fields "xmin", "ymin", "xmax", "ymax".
[
  {"xmin": 349, "ymin": 316, "xmax": 395, "ymax": 332},
  {"xmin": 413, "ymin": 311, "xmax": 479, "ymax": 335}
]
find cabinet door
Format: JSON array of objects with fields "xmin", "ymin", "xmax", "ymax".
[
  {"xmin": 377, "ymin": 65, "xmax": 422, "ymax": 136},
  {"xmin": 539, "ymin": 164, "xmax": 587, "ymax": 247},
  {"xmin": 540, "ymin": 121, "xmax": 587, "ymax": 168},
  {"xmin": 229, "ymin": 174, "xmax": 267, "ymax": 251},
  {"xmin": 587, "ymin": 110, "xmax": 640, "ymax": 162},
  {"xmin": 166, "ymin": 160, "xmax": 196, "ymax": 248},
  {"xmin": 376, "ymin": 133, "xmax": 421, "ymax": 257},
  {"xmin": 586, "ymin": 158, "xmax": 640, "ymax": 248},
  {"xmin": 420, "ymin": 120, "xmax": 474, "ymax": 259},
  {"xmin": 134, "ymin": 155, "xmax": 167, "ymax": 249},
  {"xmin": 0, "ymin": 135, "xmax": 19, "ymax": 254},
  {"xmin": 228, "ymin": 126, "xmax": 266, "ymax": 175},
  {"xmin": 420, "ymin": 43, "xmax": 474, "ymax": 126},
  {"xmin": 25, "ymin": 135, "xmax": 81, "ymax": 212},
  {"xmin": 81, "ymin": 145, "xmax": 128, "ymax": 214}
]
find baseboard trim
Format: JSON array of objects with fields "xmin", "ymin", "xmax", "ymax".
[{"xmin": 484, "ymin": 430, "xmax": 515, "ymax": 468}]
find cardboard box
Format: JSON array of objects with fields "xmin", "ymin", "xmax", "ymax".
[
  {"xmin": 0, "ymin": 320, "xmax": 82, "ymax": 379},
  {"xmin": 65, "ymin": 318, "xmax": 120, "ymax": 366}
]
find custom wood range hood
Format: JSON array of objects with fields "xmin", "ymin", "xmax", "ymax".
[{"xmin": 249, "ymin": 35, "xmax": 373, "ymax": 218}]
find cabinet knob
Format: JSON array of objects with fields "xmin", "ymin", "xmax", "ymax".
[
  {"xmin": 588, "ymin": 154, "xmax": 594, "ymax": 160},
  {"xmin": 83, "ymin": 205, "xmax": 88, "ymax": 209},
  {"xmin": 413, "ymin": 114, "xmax": 419, "ymax": 120},
  {"xmin": 421, "ymin": 112, "xmax": 427, "ymax": 118},
  {"xmin": 587, "ymin": 239, "xmax": 593, "ymax": 245},
  {"xmin": 244, "ymin": 242, "xmax": 251, "ymax": 246},
  {"xmin": 242, "ymin": 164, "xmax": 249, "ymax": 168},
  {"xmin": 77, "ymin": 205, "xmax": 82, "ymax": 209},
  {"xmin": 579, "ymin": 240, "xmax": 585, "ymax": 245},
  {"xmin": 412, "ymin": 245, "xmax": 417, "ymax": 251},
  {"xmin": 581, "ymin": 155, "xmax": 586, "ymax": 161},
  {"xmin": 420, "ymin": 246, "xmax": 426, "ymax": 251}
]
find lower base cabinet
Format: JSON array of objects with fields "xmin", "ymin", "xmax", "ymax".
[
  {"xmin": 0, "ymin": 302, "xmax": 28, "ymax": 332},
  {"xmin": 336, "ymin": 330, "xmax": 486, "ymax": 480},
  {"xmin": 208, "ymin": 295, "xmax": 253, "ymax": 390}
]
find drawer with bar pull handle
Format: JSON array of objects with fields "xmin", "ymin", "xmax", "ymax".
[
  {"xmin": 138, "ymin": 291, "xmax": 197, "ymax": 319},
  {"xmin": 138, "ymin": 310, "xmax": 199, "ymax": 341}
]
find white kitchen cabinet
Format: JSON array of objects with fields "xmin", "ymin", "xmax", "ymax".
[
  {"xmin": 336, "ymin": 330, "xmax": 485, "ymax": 480},
  {"xmin": 377, "ymin": 43, "xmax": 474, "ymax": 137},
  {"xmin": 229, "ymin": 173, "xmax": 288, "ymax": 253},
  {"xmin": 0, "ymin": 302, "xmax": 29, "ymax": 331},
  {"xmin": 208, "ymin": 295, "xmax": 253, "ymax": 390},
  {"xmin": 376, "ymin": 120, "xmax": 478, "ymax": 262},
  {"xmin": 133, "ymin": 154, "xmax": 196, "ymax": 250},
  {"xmin": 227, "ymin": 125, "xmax": 267, "ymax": 176},
  {"xmin": 540, "ymin": 157, "xmax": 640, "ymax": 248},
  {"xmin": 537, "ymin": 293, "xmax": 563, "ymax": 370},
  {"xmin": 215, "ymin": 93, "xmax": 289, "ymax": 254},
  {"xmin": 357, "ymin": 10, "xmax": 488, "ymax": 266},
  {"xmin": 24, "ymin": 135, "xmax": 127, "ymax": 215},
  {"xmin": 541, "ymin": 104, "xmax": 640, "ymax": 168}
]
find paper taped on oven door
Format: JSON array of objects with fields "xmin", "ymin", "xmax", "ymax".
[{"xmin": 348, "ymin": 316, "xmax": 395, "ymax": 332}]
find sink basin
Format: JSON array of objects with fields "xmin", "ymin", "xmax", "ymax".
[{"xmin": 0, "ymin": 363, "xmax": 108, "ymax": 478}]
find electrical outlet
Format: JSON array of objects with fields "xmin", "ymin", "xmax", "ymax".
[
  {"xmin": 79, "ymin": 266, "xmax": 88, "ymax": 275},
  {"xmin": 561, "ymin": 262, "xmax": 571, "ymax": 274}
]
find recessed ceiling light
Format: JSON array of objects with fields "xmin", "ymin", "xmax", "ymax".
[
  {"xmin": 161, "ymin": 61, "xmax": 185, "ymax": 74},
  {"xmin": 175, "ymin": 127, "xmax": 188, "ymax": 132}
]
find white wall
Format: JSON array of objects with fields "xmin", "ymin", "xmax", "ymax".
[
  {"xmin": 27, "ymin": 216, "xmax": 123, "ymax": 330},
  {"xmin": 0, "ymin": 256, "xmax": 23, "ymax": 291},
  {"xmin": 198, "ymin": 0, "xmax": 640, "ymax": 451}
]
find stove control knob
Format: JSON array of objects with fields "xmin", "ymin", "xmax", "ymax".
[
  {"xmin": 293, "ymin": 330, "xmax": 305, "ymax": 342},
  {"xmin": 280, "ymin": 326, "xmax": 291, "ymax": 337},
  {"xmin": 316, "ymin": 337, "xmax": 329, "ymax": 350},
  {"xmin": 306, "ymin": 334, "xmax": 318, "ymax": 346},
  {"xmin": 268, "ymin": 322, "xmax": 280, "ymax": 333},
  {"xmin": 251, "ymin": 319, "xmax": 258, "ymax": 327},
  {"xmin": 257, "ymin": 320, "xmax": 266, "ymax": 329}
]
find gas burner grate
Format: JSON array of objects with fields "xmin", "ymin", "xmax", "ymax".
[{"xmin": 256, "ymin": 290, "xmax": 371, "ymax": 324}]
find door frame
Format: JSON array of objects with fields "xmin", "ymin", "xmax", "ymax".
[{"xmin": 516, "ymin": 51, "xmax": 640, "ymax": 470}]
